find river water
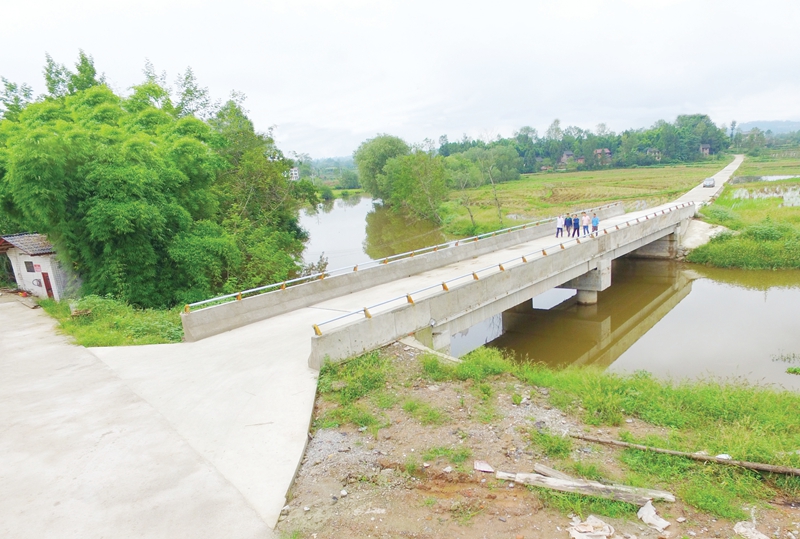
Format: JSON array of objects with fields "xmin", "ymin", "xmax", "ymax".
[{"xmin": 300, "ymin": 197, "xmax": 800, "ymax": 390}]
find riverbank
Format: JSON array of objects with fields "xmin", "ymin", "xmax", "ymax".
[{"xmin": 277, "ymin": 345, "xmax": 800, "ymax": 539}]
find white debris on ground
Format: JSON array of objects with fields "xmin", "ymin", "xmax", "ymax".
[
  {"xmin": 637, "ymin": 500, "xmax": 670, "ymax": 532},
  {"xmin": 733, "ymin": 521, "xmax": 771, "ymax": 539},
  {"xmin": 567, "ymin": 515, "xmax": 616, "ymax": 539}
]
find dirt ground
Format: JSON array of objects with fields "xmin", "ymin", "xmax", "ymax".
[{"xmin": 278, "ymin": 343, "xmax": 799, "ymax": 539}]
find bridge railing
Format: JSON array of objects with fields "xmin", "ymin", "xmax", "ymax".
[
  {"xmin": 311, "ymin": 202, "xmax": 695, "ymax": 336},
  {"xmin": 184, "ymin": 202, "xmax": 621, "ymax": 313}
]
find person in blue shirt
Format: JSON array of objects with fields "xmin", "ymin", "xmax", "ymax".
[
  {"xmin": 571, "ymin": 215, "xmax": 580, "ymax": 237},
  {"xmin": 565, "ymin": 213, "xmax": 573, "ymax": 236},
  {"xmin": 591, "ymin": 213, "xmax": 599, "ymax": 234}
]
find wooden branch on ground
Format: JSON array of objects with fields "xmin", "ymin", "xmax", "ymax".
[
  {"xmin": 496, "ymin": 469, "xmax": 675, "ymax": 505},
  {"xmin": 571, "ymin": 433, "xmax": 800, "ymax": 477}
]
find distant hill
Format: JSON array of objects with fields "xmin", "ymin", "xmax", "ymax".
[{"xmin": 737, "ymin": 121, "xmax": 800, "ymax": 134}]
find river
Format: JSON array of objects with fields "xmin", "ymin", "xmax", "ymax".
[{"xmin": 300, "ymin": 197, "xmax": 800, "ymax": 390}]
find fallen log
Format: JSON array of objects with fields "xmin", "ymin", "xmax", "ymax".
[
  {"xmin": 533, "ymin": 463, "xmax": 574, "ymax": 480},
  {"xmin": 496, "ymin": 470, "xmax": 675, "ymax": 505},
  {"xmin": 570, "ymin": 434, "xmax": 800, "ymax": 477}
]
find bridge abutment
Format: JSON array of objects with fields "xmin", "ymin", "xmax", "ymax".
[
  {"xmin": 627, "ymin": 219, "xmax": 690, "ymax": 259},
  {"xmin": 557, "ymin": 258, "xmax": 612, "ymax": 305}
]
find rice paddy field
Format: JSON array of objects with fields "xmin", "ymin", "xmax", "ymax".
[{"xmin": 441, "ymin": 159, "xmax": 733, "ymax": 235}]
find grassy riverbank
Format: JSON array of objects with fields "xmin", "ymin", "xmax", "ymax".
[
  {"xmin": 39, "ymin": 295, "xmax": 183, "ymax": 346},
  {"xmin": 688, "ymin": 153, "xmax": 800, "ymax": 269},
  {"xmin": 310, "ymin": 346, "xmax": 800, "ymax": 525},
  {"xmin": 440, "ymin": 160, "xmax": 731, "ymax": 235}
]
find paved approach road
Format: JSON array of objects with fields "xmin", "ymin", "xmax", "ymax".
[{"xmin": 0, "ymin": 155, "xmax": 743, "ymax": 538}]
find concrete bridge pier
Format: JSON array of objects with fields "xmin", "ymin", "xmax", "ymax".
[{"xmin": 557, "ymin": 258, "xmax": 612, "ymax": 305}]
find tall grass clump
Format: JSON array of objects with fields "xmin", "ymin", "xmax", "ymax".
[
  {"xmin": 317, "ymin": 350, "xmax": 392, "ymax": 405},
  {"xmin": 39, "ymin": 295, "xmax": 183, "ymax": 346},
  {"xmin": 687, "ymin": 220, "xmax": 800, "ymax": 269}
]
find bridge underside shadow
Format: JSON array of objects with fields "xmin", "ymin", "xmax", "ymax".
[{"xmin": 490, "ymin": 259, "xmax": 693, "ymax": 369}]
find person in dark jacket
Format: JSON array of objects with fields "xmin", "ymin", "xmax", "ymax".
[{"xmin": 571, "ymin": 215, "xmax": 580, "ymax": 237}]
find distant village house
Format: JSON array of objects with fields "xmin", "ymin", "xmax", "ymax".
[
  {"xmin": 0, "ymin": 233, "xmax": 72, "ymax": 301},
  {"xmin": 645, "ymin": 148, "xmax": 662, "ymax": 161},
  {"xmin": 699, "ymin": 144, "xmax": 711, "ymax": 156}
]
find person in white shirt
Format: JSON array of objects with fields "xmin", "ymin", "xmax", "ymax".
[{"xmin": 556, "ymin": 214, "xmax": 565, "ymax": 237}]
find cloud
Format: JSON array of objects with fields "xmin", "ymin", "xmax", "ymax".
[{"xmin": 2, "ymin": 0, "xmax": 798, "ymax": 157}]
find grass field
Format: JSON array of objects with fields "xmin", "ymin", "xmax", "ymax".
[
  {"xmin": 440, "ymin": 159, "xmax": 733, "ymax": 235},
  {"xmin": 734, "ymin": 150, "xmax": 800, "ymax": 178},
  {"xmin": 688, "ymin": 152, "xmax": 800, "ymax": 269}
]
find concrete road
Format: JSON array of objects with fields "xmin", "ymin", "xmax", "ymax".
[
  {"xmin": 0, "ymin": 296, "xmax": 275, "ymax": 539},
  {"xmin": 675, "ymin": 154, "xmax": 744, "ymax": 205}
]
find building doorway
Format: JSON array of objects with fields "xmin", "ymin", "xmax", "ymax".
[{"xmin": 42, "ymin": 272, "xmax": 54, "ymax": 299}]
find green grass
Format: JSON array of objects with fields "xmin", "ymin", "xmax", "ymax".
[
  {"xmin": 314, "ymin": 403, "xmax": 380, "ymax": 430},
  {"xmin": 402, "ymin": 398, "xmax": 448, "ymax": 425},
  {"xmin": 39, "ymin": 295, "xmax": 183, "ymax": 346},
  {"xmin": 317, "ymin": 350, "xmax": 392, "ymax": 405},
  {"xmin": 787, "ymin": 367, "xmax": 800, "ymax": 375},
  {"xmin": 422, "ymin": 445, "xmax": 472, "ymax": 464},
  {"xmin": 689, "ymin": 155, "xmax": 800, "ymax": 269},
  {"xmin": 531, "ymin": 488, "xmax": 639, "ymax": 519},
  {"xmin": 530, "ymin": 430, "xmax": 572, "ymax": 458},
  {"xmin": 570, "ymin": 462, "xmax": 605, "ymax": 481},
  {"xmin": 425, "ymin": 346, "xmax": 800, "ymax": 518}
]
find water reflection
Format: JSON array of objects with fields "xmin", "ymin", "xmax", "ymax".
[
  {"xmin": 363, "ymin": 204, "xmax": 448, "ymax": 259},
  {"xmin": 488, "ymin": 260, "xmax": 692, "ymax": 369},
  {"xmin": 476, "ymin": 259, "xmax": 800, "ymax": 390},
  {"xmin": 299, "ymin": 196, "xmax": 447, "ymax": 271}
]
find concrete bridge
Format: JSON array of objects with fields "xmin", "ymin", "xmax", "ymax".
[{"xmin": 1, "ymin": 156, "xmax": 743, "ymax": 538}]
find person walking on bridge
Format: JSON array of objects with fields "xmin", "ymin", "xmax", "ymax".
[
  {"xmin": 581, "ymin": 212, "xmax": 590, "ymax": 236},
  {"xmin": 591, "ymin": 213, "xmax": 599, "ymax": 235},
  {"xmin": 565, "ymin": 214, "xmax": 573, "ymax": 236},
  {"xmin": 556, "ymin": 214, "xmax": 565, "ymax": 237},
  {"xmin": 571, "ymin": 214, "xmax": 580, "ymax": 237}
]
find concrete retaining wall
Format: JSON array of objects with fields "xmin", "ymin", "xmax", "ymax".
[
  {"xmin": 307, "ymin": 204, "xmax": 696, "ymax": 369},
  {"xmin": 182, "ymin": 203, "xmax": 626, "ymax": 341}
]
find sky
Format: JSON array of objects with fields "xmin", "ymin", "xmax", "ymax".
[{"xmin": 3, "ymin": 0, "xmax": 799, "ymax": 158}]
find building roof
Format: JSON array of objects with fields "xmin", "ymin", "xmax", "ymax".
[{"xmin": 0, "ymin": 233, "xmax": 55, "ymax": 255}]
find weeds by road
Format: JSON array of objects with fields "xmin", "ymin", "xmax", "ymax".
[{"xmin": 39, "ymin": 295, "xmax": 183, "ymax": 346}]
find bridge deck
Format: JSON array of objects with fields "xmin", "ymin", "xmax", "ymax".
[{"xmin": 4, "ymin": 156, "xmax": 743, "ymax": 536}]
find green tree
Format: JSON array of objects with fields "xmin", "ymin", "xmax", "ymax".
[
  {"xmin": 0, "ymin": 78, "xmax": 34, "ymax": 122},
  {"xmin": 445, "ymin": 153, "xmax": 482, "ymax": 230},
  {"xmin": 379, "ymin": 150, "xmax": 448, "ymax": 221},
  {"xmin": 353, "ymin": 134, "xmax": 409, "ymax": 199}
]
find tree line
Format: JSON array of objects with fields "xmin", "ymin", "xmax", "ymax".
[
  {"xmin": 352, "ymin": 115, "xmax": 734, "ymax": 229},
  {"xmin": 0, "ymin": 52, "xmax": 320, "ymax": 308}
]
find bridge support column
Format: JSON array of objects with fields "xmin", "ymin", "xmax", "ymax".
[{"xmin": 557, "ymin": 258, "xmax": 611, "ymax": 305}]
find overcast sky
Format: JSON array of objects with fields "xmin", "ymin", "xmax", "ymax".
[{"xmin": 3, "ymin": 0, "xmax": 799, "ymax": 157}]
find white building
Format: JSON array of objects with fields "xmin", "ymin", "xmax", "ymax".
[
  {"xmin": 0, "ymin": 233, "xmax": 72, "ymax": 301},
  {"xmin": 289, "ymin": 167, "xmax": 300, "ymax": 181}
]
